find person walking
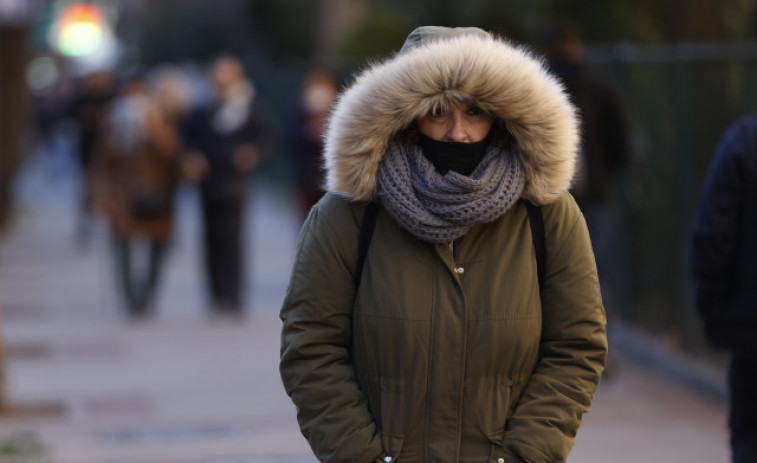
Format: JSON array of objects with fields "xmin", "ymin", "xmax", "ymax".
[
  {"xmin": 692, "ymin": 113, "xmax": 757, "ymax": 463},
  {"xmin": 91, "ymin": 77, "xmax": 181, "ymax": 319},
  {"xmin": 182, "ymin": 56, "xmax": 272, "ymax": 316},
  {"xmin": 540, "ymin": 21, "xmax": 630, "ymax": 304},
  {"xmin": 280, "ymin": 26, "xmax": 607, "ymax": 463},
  {"xmin": 283, "ymin": 66, "xmax": 339, "ymax": 222},
  {"xmin": 69, "ymin": 68, "xmax": 116, "ymax": 245}
]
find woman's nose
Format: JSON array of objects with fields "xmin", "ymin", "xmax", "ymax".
[{"xmin": 447, "ymin": 117, "xmax": 468, "ymax": 142}]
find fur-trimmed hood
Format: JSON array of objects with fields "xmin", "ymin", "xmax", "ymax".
[{"xmin": 324, "ymin": 27, "xmax": 580, "ymax": 205}]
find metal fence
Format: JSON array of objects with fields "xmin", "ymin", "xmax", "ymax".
[{"xmin": 584, "ymin": 41, "xmax": 757, "ymax": 358}]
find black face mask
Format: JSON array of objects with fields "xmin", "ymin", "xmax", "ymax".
[{"xmin": 418, "ymin": 132, "xmax": 492, "ymax": 176}]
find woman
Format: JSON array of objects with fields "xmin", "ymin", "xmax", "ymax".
[
  {"xmin": 92, "ymin": 78, "xmax": 180, "ymax": 318},
  {"xmin": 284, "ymin": 66, "xmax": 339, "ymax": 222},
  {"xmin": 280, "ymin": 26, "xmax": 607, "ymax": 463}
]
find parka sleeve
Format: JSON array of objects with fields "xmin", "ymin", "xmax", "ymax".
[
  {"xmin": 279, "ymin": 196, "xmax": 386, "ymax": 463},
  {"xmin": 690, "ymin": 119, "xmax": 748, "ymax": 349},
  {"xmin": 503, "ymin": 194, "xmax": 608, "ymax": 463}
]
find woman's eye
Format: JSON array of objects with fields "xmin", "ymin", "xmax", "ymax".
[{"xmin": 467, "ymin": 106, "xmax": 485, "ymax": 116}]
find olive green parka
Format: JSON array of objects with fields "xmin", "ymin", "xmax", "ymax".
[{"xmin": 280, "ymin": 27, "xmax": 607, "ymax": 463}]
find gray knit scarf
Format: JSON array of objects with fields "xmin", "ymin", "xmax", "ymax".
[{"xmin": 377, "ymin": 141, "xmax": 526, "ymax": 244}]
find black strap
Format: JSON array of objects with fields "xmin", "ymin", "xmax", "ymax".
[
  {"xmin": 354, "ymin": 201, "xmax": 380, "ymax": 288},
  {"xmin": 525, "ymin": 201, "xmax": 546, "ymax": 293}
]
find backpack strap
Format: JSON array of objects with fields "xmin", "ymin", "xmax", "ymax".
[
  {"xmin": 354, "ymin": 201, "xmax": 380, "ymax": 289},
  {"xmin": 525, "ymin": 201, "xmax": 546, "ymax": 294}
]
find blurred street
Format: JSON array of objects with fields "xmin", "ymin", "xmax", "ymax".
[{"xmin": 0, "ymin": 152, "xmax": 731, "ymax": 463}]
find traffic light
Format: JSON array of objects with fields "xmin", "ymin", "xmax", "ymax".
[{"xmin": 56, "ymin": 3, "xmax": 105, "ymax": 57}]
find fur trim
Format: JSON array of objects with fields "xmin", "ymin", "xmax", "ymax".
[{"xmin": 324, "ymin": 33, "xmax": 579, "ymax": 204}]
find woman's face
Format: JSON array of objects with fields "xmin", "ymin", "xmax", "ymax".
[{"xmin": 417, "ymin": 102, "xmax": 494, "ymax": 143}]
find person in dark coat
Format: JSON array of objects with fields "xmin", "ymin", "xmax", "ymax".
[
  {"xmin": 540, "ymin": 23, "xmax": 629, "ymax": 303},
  {"xmin": 692, "ymin": 113, "xmax": 757, "ymax": 463},
  {"xmin": 540, "ymin": 22, "xmax": 629, "ymax": 208},
  {"xmin": 69, "ymin": 68, "xmax": 116, "ymax": 244},
  {"xmin": 283, "ymin": 66, "xmax": 338, "ymax": 222},
  {"xmin": 182, "ymin": 56, "xmax": 272, "ymax": 316}
]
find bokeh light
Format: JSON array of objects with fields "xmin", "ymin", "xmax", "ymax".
[
  {"xmin": 56, "ymin": 3, "xmax": 104, "ymax": 57},
  {"xmin": 26, "ymin": 55, "xmax": 60, "ymax": 93}
]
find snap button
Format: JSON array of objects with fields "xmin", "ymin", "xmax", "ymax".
[
  {"xmin": 384, "ymin": 457, "xmax": 393, "ymax": 463},
  {"xmin": 456, "ymin": 266, "xmax": 464, "ymax": 274}
]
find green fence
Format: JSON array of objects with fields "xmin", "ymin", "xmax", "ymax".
[{"xmin": 585, "ymin": 41, "xmax": 757, "ymax": 358}]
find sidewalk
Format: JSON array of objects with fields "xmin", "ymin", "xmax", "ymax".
[{"xmin": 0, "ymin": 153, "xmax": 731, "ymax": 463}]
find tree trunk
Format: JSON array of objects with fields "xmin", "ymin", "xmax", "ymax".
[{"xmin": 0, "ymin": 24, "xmax": 29, "ymax": 232}]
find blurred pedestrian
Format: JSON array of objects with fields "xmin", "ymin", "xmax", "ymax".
[
  {"xmin": 540, "ymin": 21, "xmax": 630, "ymax": 305},
  {"xmin": 283, "ymin": 66, "xmax": 338, "ymax": 221},
  {"xmin": 182, "ymin": 56, "xmax": 272, "ymax": 317},
  {"xmin": 692, "ymin": 113, "xmax": 757, "ymax": 463},
  {"xmin": 91, "ymin": 77, "xmax": 181, "ymax": 319},
  {"xmin": 280, "ymin": 26, "xmax": 607, "ymax": 463},
  {"xmin": 68, "ymin": 68, "xmax": 116, "ymax": 245},
  {"xmin": 28, "ymin": 56, "xmax": 72, "ymax": 175}
]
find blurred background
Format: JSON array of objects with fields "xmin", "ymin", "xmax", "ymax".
[{"xmin": 1, "ymin": 0, "xmax": 755, "ymax": 461}]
